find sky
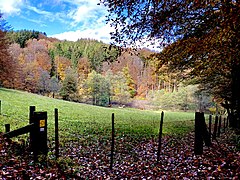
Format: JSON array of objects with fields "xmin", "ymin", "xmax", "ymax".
[
  {"xmin": 0, "ymin": 0, "xmax": 160, "ymax": 50},
  {"xmin": 0, "ymin": 0, "xmax": 114, "ymax": 44}
]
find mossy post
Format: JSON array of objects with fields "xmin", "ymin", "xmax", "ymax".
[{"xmin": 0, "ymin": 100, "xmax": 1, "ymax": 115}]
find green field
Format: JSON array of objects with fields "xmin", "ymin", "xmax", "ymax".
[{"xmin": 0, "ymin": 88, "xmax": 194, "ymax": 142}]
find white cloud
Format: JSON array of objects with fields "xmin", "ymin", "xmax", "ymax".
[
  {"xmin": 26, "ymin": 5, "xmax": 52, "ymax": 16},
  {"xmin": 60, "ymin": 0, "xmax": 100, "ymax": 6},
  {"xmin": 25, "ymin": 5, "xmax": 69, "ymax": 25},
  {"xmin": 50, "ymin": 24, "xmax": 161, "ymax": 51},
  {"xmin": 66, "ymin": 0, "xmax": 107, "ymax": 27},
  {"xmin": 52, "ymin": 0, "xmax": 160, "ymax": 50},
  {"xmin": 0, "ymin": 0, "xmax": 24, "ymax": 15},
  {"xmin": 50, "ymin": 0, "xmax": 112, "ymax": 43},
  {"xmin": 50, "ymin": 23, "xmax": 114, "ymax": 44},
  {"xmin": 68, "ymin": 5, "xmax": 94, "ymax": 26}
]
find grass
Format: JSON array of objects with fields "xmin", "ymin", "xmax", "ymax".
[{"xmin": 0, "ymin": 88, "xmax": 195, "ymax": 142}]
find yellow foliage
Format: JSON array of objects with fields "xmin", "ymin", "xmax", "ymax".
[
  {"xmin": 208, "ymin": 107, "xmax": 216, "ymax": 114},
  {"xmin": 55, "ymin": 56, "xmax": 71, "ymax": 81},
  {"xmin": 18, "ymin": 53, "xmax": 25, "ymax": 65}
]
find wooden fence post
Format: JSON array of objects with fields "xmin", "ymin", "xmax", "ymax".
[
  {"xmin": 5, "ymin": 124, "xmax": 10, "ymax": 133},
  {"xmin": 200, "ymin": 112, "xmax": 211, "ymax": 147},
  {"xmin": 229, "ymin": 114, "xmax": 233, "ymax": 128},
  {"xmin": 213, "ymin": 116, "xmax": 218, "ymax": 140},
  {"xmin": 0, "ymin": 100, "xmax": 2, "ymax": 115},
  {"xmin": 29, "ymin": 106, "xmax": 36, "ymax": 150},
  {"xmin": 209, "ymin": 115, "xmax": 212, "ymax": 143},
  {"xmin": 32, "ymin": 111, "xmax": 48, "ymax": 161},
  {"xmin": 223, "ymin": 117, "xmax": 226, "ymax": 132},
  {"xmin": 226, "ymin": 116, "xmax": 229, "ymax": 128},
  {"xmin": 55, "ymin": 108, "xmax": 59, "ymax": 159},
  {"xmin": 194, "ymin": 112, "xmax": 203, "ymax": 155},
  {"xmin": 110, "ymin": 113, "xmax": 115, "ymax": 170},
  {"xmin": 157, "ymin": 111, "xmax": 164, "ymax": 162},
  {"xmin": 217, "ymin": 116, "xmax": 222, "ymax": 137}
]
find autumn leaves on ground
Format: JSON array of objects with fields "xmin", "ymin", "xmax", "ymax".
[{"xmin": 0, "ymin": 88, "xmax": 240, "ymax": 179}]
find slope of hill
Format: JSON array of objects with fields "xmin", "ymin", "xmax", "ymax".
[{"xmin": 0, "ymin": 87, "xmax": 194, "ymax": 139}]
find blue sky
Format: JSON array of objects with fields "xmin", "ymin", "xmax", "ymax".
[
  {"xmin": 0, "ymin": 0, "xmax": 114, "ymax": 43},
  {"xmin": 0, "ymin": 0, "xmax": 159, "ymax": 50}
]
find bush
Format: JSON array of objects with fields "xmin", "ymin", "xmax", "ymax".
[{"xmin": 147, "ymin": 85, "xmax": 199, "ymax": 111}]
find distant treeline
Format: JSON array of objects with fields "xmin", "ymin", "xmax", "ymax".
[{"xmin": 6, "ymin": 29, "xmax": 46, "ymax": 48}]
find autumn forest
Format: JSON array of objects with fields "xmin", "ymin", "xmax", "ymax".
[{"xmin": 1, "ymin": 21, "xmax": 205, "ymax": 110}]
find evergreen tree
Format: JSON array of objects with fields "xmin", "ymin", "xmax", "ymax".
[{"xmin": 59, "ymin": 68, "xmax": 77, "ymax": 100}]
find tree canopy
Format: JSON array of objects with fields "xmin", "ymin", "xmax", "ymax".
[
  {"xmin": 7, "ymin": 29, "xmax": 41, "ymax": 48},
  {"xmin": 50, "ymin": 39, "xmax": 120, "ymax": 72},
  {"xmin": 0, "ymin": 13, "xmax": 15, "ymax": 87},
  {"xmin": 101, "ymin": 0, "xmax": 240, "ymax": 128}
]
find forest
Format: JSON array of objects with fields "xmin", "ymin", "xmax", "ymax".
[{"xmin": 0, "ymin": 22, "xmax": 211, "ymax": 111}]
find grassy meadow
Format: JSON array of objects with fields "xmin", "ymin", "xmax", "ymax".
[{"xmin": 0, "ymin": 88, "xmax": 195, "ymax": 143}]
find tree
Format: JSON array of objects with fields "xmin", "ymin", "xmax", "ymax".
[
  {"xmin": 0, "ymin": 13, "xmax": 15, "ymax": 87},
  {"xmin": 101, "ymin": 1, "xmax": 240, "ymax": 128},
  {"xmin": 85, "ymin": 71, "xmax": 111, "ymax": 106},
  {"xmin": 77, "ymin": 57, "xmax": 91, "ymax": 79},
  {"xmin": 105, "ymin": 70, "xmax": 131, "ymax": 105},
  {"xmin": 49, "ymin": 49, "xmax": 56, "ymax": 77},
  {"xmin": 147, "ymin": 84, "xmax": 204, "ymax": 111},
  {"xmin": 59, "ymin": 68, "xmax": 77, "ymax": 101},
  {"xmin": 55, "ymin": 56, "xmax": 72, "ymax": 81},
  {"xmin": 8, "ymin": 43, "xmax": 23, "ymax": 89},
  {"xmin": 122, "ymin": 66, "xmax": 137, "ymax": 98},
  {"xmin": 37, "ymin": 70, "xmax": 51, "ymax": 94},
  {"xmin": 7, "ymin": 29, "xmax": 40, "ymax": 48},
  {"xmin": 50, "ymin": 39, "xmax": 120, "ymax": 73},
  {"xmin": 49, "ymin": 76, "xmax": 60, "ymax": 95},
  {"xmin": 27, "ymin": 39, "xmax": 51, "ymax": 72}
]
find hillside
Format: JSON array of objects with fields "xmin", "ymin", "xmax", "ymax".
[{"xmin": 0, "ymin": 87, "xmax": 194, "ymax": 138}]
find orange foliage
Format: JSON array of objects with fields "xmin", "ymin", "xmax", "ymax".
[{"xmin": 77, "ymin": 57, "xmax": 91, "ymax": 79}]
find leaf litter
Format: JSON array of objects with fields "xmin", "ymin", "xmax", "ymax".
[{"xmin": 0, "ymin": 130, "xmax": 239, "ymax": 179}]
